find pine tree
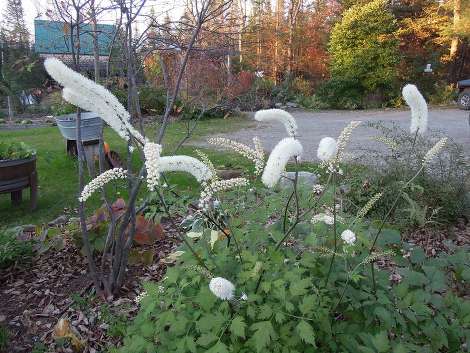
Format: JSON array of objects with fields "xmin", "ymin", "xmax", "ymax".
[{"xmin": 2, "ymin": 0, "xmax": 30, "ymax": 45}]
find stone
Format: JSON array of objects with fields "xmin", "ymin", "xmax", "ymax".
[
  {"xmin": 274, "ymin": 102, "xmax": 283, "ymax": 108},
  {"xmin": 278, "ymin": 171, "xmax": 318, "ymax": 189},
  {"xmin": 286, "ymin": 102, "xmax": 298, "ymax": 108}
]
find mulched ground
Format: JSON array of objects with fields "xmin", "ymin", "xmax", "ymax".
[{"xmin": 0, "ymin": 220, "xmax": 180, "ymax": 353}]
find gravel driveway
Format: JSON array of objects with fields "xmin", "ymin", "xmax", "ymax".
[{"xmin": 197, "ymin": 108, "xmax": 470, "ymax": 162}]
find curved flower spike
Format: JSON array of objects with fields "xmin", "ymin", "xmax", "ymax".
[
  {"xmin": 262, "ymin": 137, "xmax": 303, "ymax": 188},
  {"xmin": 402, "ymin": 84, "xmax": 428, "ymax": 135},
  {"xmin": 45, "ymin": 58, "xmax": 145, "ymax": 144},
  {"xmin": 255, "ymin": 109, "xmax": 298, "ymax": 137}
]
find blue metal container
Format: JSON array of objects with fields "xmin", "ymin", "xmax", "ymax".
[{"xmin": 55, "ymin": 112, "xmax": 103, "ymax": 141}]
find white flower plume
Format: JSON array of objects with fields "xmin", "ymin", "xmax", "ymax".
[
  {"xmin": 208, "ymin": 137, "xmax": 265, "ymax": 175},
  {"xmin": 341, "ymin": 229, "xmax": 356, "ymax": 245},
  {"xmin": 254, "ymin": 109, "xmax": 298, "ymax": 137},
  {"xmin": 209, "ymin": 277, "xmax": 235, "ymax": 300},
  {"xmin": 199, "ymin": 177, "xmax": 249, "ymax": 209},
  {"xmin": 144, "ymin": 142, "xmax": 162, "ymax": 191},
  {"xmin": 402, "ymin": 84, "xmax": 428, "ymax": 135},
  {"xmin": 44, "ymin": 58, "xmax": 145, "ymax": 144},
  {"xmin": 335, "ymin": 121, "xmax": 361, "ymax": 164},
  {"xmin": 79, "ymin": 168, "xmax": 127, "ymax": 202},
  {"xmin": 317, "ymin": 137, "xmax": 338, "ymax": 161},
  {"xmin": 423, "ymin": 137, "xmax": 447, "ymax": 165},
  {"xmin": 159, "ymin": 155, "xmax": 214, "ymax": 182},
  {"xmin": 261, "ymin": 137, "xmax": 303, "ymax": 188}
]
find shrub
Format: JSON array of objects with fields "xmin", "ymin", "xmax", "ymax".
[
  {"xmin": 314, "ymin": 77, "xmax": 364, "ymax": 109},
  {"xmin": 328, "ymin": 0, "xmax": 400, "ymax": 107},
  {"xmin": 138, "ymin": 86, "xmax": 167, "ymax": 115},
  {"xmin": 43, "ymin": 91, "xmax": 76, "ymax": 116},
  {"xmin": 428, "ymin": 83, "xmax": 457, "ymax": 106},
  {"xmin": 346, "ymin": 122, "xmax": 469, "ymax": 228},
  {"xmin": 0, "ymin": 141, "xmax": 35, "ymax": 160},
  {"xmin": 0, "ymin": 227, "xmax": 34, "ymax": 269}
]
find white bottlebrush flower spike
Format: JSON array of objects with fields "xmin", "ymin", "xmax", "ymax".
[
  {"xmin": 402, "ymin": 84, "xmax": 428, "ymax": 135},
  {"xmin": 158, "ymin": 156, "xmax": 214, "ymax": 182},
  {"xmin": 335, "ymin": 121, "xmax": 361, "ymax": 164},
  {"xmin": 199, "ymin": 177, "xmax": 249, "ymax": 209},
  {"xmin": 143, "ymin": 142, "xmax": 162, "ymax": 191},
  {"xmin": 79, "ymin": 168, "xmax": 127, "ymax": 202},
  {"xmin": 317, "ymin": 137, "xmax": 338, "ymax": 161},
  {"xmin": 341, "ymin": 229, "xmax": 356, "ymax": 245},
  {"xmin": 261, "ymin": 137, "xmax": 303, "ymax": 188},
  {"xmin": 422, "ymin": 137, "xmax": 447, "ymax": 165},
  {"xmin": 44, "ymin": 58, "xmax": 145, "ymax": 144},
  {"xmin": 209, "ymin": 277, "xmax": 235, "ymax": 300},
  {"xmin": 207, "ymin": 137, "xmax": 265, "ymax": 175},
  {"xmin": 255, "ymin": 109, "xmax": 298, "ymax": 137}
]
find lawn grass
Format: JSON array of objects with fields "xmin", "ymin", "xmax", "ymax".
[{"xmin": 0, "ymin": 117, "xmax": 255, "ymax": 227}]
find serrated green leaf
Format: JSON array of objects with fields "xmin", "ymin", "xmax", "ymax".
[
  {"xmin": 290, "ymin": 278, "xmax": 311, "ymax": 296},
  {"xmin": 186, "ymin": 336, "xmax": 197, "ymax": 353},
  {"xmin": 371, "ymin": 331, "xmax": 390, "ymax": 352},
  {"xmin": 197, "ymin": 333, "xmax": 218, "ymax": 347},
  {"xmin": 299, "ymin": 295, "xmax": 316, "ymax": 315},
  {"xmin": 258, "ymin": 304, "xmax": 273, "ymax": 319},
  {"xmin": 230, "ymin": 316, "xmax": 246, "ymax": 339},
  {"xmin": 250, "ymin": 321, "xmax": 276, "ymax": 352},
  {"xmin": 206, "ymin": 342, "xmax": 229, "ymax": 353},
  {"xmin": 296, "ymin": 320, "xmax": 316, "ymax": 346}
]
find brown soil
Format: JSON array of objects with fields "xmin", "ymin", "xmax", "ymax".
[{"xmin": 0, "ymin": 220, "xmax": 180, "ymax": 353}]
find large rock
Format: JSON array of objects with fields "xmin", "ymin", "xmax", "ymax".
[{"xmin": 278, "ymin": 171, "xmax": 318, "ymax": 189}]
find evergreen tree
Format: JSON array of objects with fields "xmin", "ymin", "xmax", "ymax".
[
  {"xmin": 328, "ymin": 0, "xmax": 400, "ymax": 97},
  {"xmin": 2, "ymin": 0, "xmax": 30, "ymax": 45}
]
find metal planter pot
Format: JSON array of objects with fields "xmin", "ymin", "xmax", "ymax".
[{"xmin": 55, "ymin": 112, "xmax": 103, "ymax": 141}]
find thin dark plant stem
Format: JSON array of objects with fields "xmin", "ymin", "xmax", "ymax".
[
  {"xmin": 155, "ymin": 190, "xmax": 211, "ymax": 272},
  {"xmin": 324, "ymin": 172, "xmax": 337, "ymax": 287}
]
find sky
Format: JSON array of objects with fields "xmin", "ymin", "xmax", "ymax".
[{"xmin": 0, "ymin": 0, "xmax": 185, "ymax": 42}]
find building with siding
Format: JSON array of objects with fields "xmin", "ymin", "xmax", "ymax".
[{"xmin": 34, "ymin": 19, "xmax": 116, "ymax": 72}]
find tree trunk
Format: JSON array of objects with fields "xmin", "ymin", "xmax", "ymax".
[
  {"xmin": 449, "ymin": 0, "xmax": 461, "ymax": 81},
  {"xmin": 90, "ymin": 0, "xmax": 100, "ymax": 82}
]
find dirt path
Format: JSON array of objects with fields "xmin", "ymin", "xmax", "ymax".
[{"xmin": 196, "ymin": 108, "xmax": 470, "ymax": 161}]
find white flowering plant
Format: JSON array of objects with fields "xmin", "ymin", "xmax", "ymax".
[
  {"xmin": 43, "ymin": 60, "xmax": 469, "ymax": 351},
  {"xmin": 110, "ymin": 85, "xmax": 468, "ymax": 352}
]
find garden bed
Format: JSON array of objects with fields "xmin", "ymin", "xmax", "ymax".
[{"xmin": 0, "ymin": 219, "xmax": 181, "ymax": 353}]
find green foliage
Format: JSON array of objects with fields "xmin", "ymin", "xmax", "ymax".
[
  {"xmin": 234, "ymin": 77, "xmax": 276, "ymax": 110},
  {"xmin": 428, "ymin": 83, "xmax": 458, "ymax": 106},
  {"xmin": 0, "ymin": 227, "xmax": 34, "ymax": 269},
  {"xmin": 45, "ymin": 91, "xmax": 76, "ymax": 116},
  {"xmin": 138, "ymin": 86, "xmax": 168, "ymax": 115},
  {"xmin": 0, "ymin": 325, "xmax": 8, "ymax": 352},
  {"xmin": 345, "ymin": 122, "xmax": 469, "ymax": 228},
  {"xmin": 113, "ymin": 184, "xmax": 470, "ymax": 353},
  {"xmin": 0, "ymin": 141, "xmax": 35, "ymax": 160},
  {"xmin": 327, "ymin": 0, "xmax": 400, "ymax": 108},
  {"xmin": 314, "ymin": 77, "xmax": 364, "ymax": 109}
]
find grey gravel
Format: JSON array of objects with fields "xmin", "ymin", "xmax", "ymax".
[{"xmin": 195, "ymin": 108, "xmax": 470, "ymax": 162}]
